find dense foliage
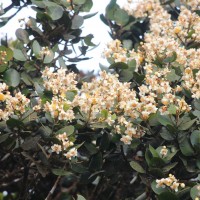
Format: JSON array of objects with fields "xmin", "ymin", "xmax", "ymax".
[{"xmin": 0, "ymin": 0, "xmax": 200, "ymax": 200}]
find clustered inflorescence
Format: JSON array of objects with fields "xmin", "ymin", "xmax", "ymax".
[
  {"xmin": 156, "ymin": 174, "xmax": 185, "ymax": 192},
  {"xmin": 0, "ymin": 83, "xmax": 30, "ymax": 120}
]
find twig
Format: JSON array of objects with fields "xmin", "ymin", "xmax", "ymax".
[
  {"xmin": 45, "ymin": 176, "xmax": 61, "ymax": 200},
  {"xmin": 135, "ymin": 192, "xmax": 147, "ymax": 200}
]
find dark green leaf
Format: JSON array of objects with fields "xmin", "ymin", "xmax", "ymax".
[
  {"xmin": 190, "ymin": 130, "xmax": 200, "ymax": 151},
  {"xmin": 13, "ymin": 49, "xmax": 27, "ymax": 61},
  {"xmin": 119, "ymin": 70, "xmax": 133, "ymax": 82},
  {"xmin": 158, "ymin": 191, "xmax": 178, "ymax": 200},
  {"xmin": 21, "ymin": 136, "xmax": 40, "ymax": 150},
  {"xmin": 163, "ymin": 52, "xmax": 177, "ymax": 63},
  {"xmin": 56, "ymin": 126, "xmax": 74, "ymax": 136},
  {"xmin": 81, "ymin": 0, "xmax": 93, "ymax": 12},
  {"xmin": 15, "ymin": 28, "xmax": 29, "ymax": 44},
  {"xmin": 6, "ymin": 118, "xmax": 24, "ymax": 128},
  {"xmin": 77, "ymin": 195, "xmax": 86, "ymax": 200},
  {"xmin": 130, "ymin": 160, "xmax": 145, "ymax": 173},
  {"xmin": 193, "ymin": 110, "xmax": 200, "ymax": 120},
  {"xmin": 83, "ymin": 12, "xmax": 98, "ymax": 19},
  {"xmin": 178, "ymin": 118, "xmax": 196, "ymax": 131},
  {"xmin": 179, "ymin": 137, "xmax": 195, "ymax": 156},
  {"xmin": 0, "ymin": 133, "xmax": 9, "ymax": 143},
  {"xmin": 114, "ymin": 8, "xmax": 129, "ymax": 26},
  {"xmin": 109, "ymin": 62, "xmax": 129, "ymax": 69},
  {"xmin": 89, "ymin": 152, "xmax": 103, "ymax": 171},
  {"xmin": 4, "ymin": 69, "xmax": 20, "ymax": 87},
  {"xmin": 32, "ymin": 40, "xmax": 41, "ymax": 55},
  {"xmin": 52, "ymin": 168, "xmax": 72, "ymax": 176},
  {"xmin": 71, "ymin": 15, "xmax": 84, "ymax": 29},
  {"xmin": 0, "ymin": 46, "xmax": 13, "ymax": 61},
  {"xmin": 44, "ymin": 50, "xmax": 54, "ymax": 64},
  {"xmin": 73, "ymin": 0, "xmax": 86, "ymax": 5},
  {"xmin": 190, "ymin": 185, "xmax": 200, "ymax": 200},
  {"xmin": 84, "ymin": 34, "xmax": 96, "ymax": 46}
]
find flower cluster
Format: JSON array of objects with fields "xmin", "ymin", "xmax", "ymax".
[
  {"xmin": 156, "ymin": 174, "xmax": 185, "ymax": 192},
  {"xmin": 194, "ymin": 185, "xmax": 200, "ymax": 200},
  {"xmin": 0, "ymin": 50, "xmax": 7, "ymax": 65},
  {"xmin": 103, "ymin": 39, "xmax": 143, "ymax": 72},
  {"xmin": 0, "ymin": 83, "xmax": 30, "ymax": 120},
  {"xmin": 34, "ymin": 67, "xmax": 78, "ymax": 122},
  {"xmin": 102, "ymin": 0, "xmax": 200, "ymax": 119},
  {"xmin": 74, "ymin": 70, "xmax": 156, "ymax": 143},
  {"xmin": 51, "ymin": 132, "xmax": 77, "ymax": 160}
]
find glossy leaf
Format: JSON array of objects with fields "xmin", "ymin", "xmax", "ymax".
[
  {"xmin": 130, "ymin": 160, "xmax": 145, "ymax": 173},
  {"xmin": 4, "ymin": 68, "xmax": 20, "ymax": 87}
]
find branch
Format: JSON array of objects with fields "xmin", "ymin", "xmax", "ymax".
[{"xmin": 45, "ymin": 176, "xmax": 61, "ymax": 200}]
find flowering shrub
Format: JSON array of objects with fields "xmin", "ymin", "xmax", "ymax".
[{"xmin": 0, "ymin": 0, "xmax": 200, "ymax": 200}]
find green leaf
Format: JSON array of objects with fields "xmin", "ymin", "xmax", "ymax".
[
  {"xmin": 130, "ymin": 160, "xmax": 145, "ymax": 173},
  {"xmin": 32, "ymin": 40, "xmax": 41, "ymax": 55},
  {"xmin": 0, "ymin": 133, "xmax": 9, "ymax": 143},
  {"xmin": 123, "ymin": 40, "xmax": 132, "ymax": 50},
  {"xmin": 89, "ymin": 152, "xmax": 103, "ymax": 171},
  {"xmin": 127, "ymin": 59, "xmax": 136, "ymax": 70},
  {"xmin": 101, "ymin": 109, "xmax": 109, "ymax": 119},
  {"xmin": 190, "ymin": 130, "xmax": 200, "ymax": 151},
  {"xmin": 193, "ymin": 110, "xmax": 200, "ymax": 120},
  {"xmin": 84, "ymin": 34, "xmax": 96, "ymax": 46},
  {"xmin": 162, "ymin": 162, "xmax": 178, "ymax": 172},
  {"xmin": 190, "ymin": 185, "xmax": 200, "ymax": 200},
  {"xmin": 15, "ymin": 28, "xmax": 29, "ymax": 44},
  {"xmin": 31, "ymin": 0, "xmax": 46, "ymax": 8},
  {"xmin": 71, "ymin": 163, "xmax": 88, "ymax": 173},
  {"xmin": 0, "ymin": 46, "xmax": 13, "ymax": 62},
  {"xmin": 158, "ymin": 191, "xmax": 178, "ymax": 200},
  {"xmin": 84, "ymin": 142, "xmax": 98, "ymax": 155},
  {"xmin": 166, "ymin": 69, "xmax": 180, "ymax": 82},
  {"xmin": 44, "ymin": 50, "xmax": 54, "ymax": 64},
  {"xmin": 77, "ymin": 195, "xmax": 86, "ymax": 200},
  {"xmin": 56, "ymin": 126, "xmax": 74, "ymax": 136},
  {"xmin": 71, "ymin": 15, "xmax": 84, "ymax": 29},
  {"xmin": 21, "ymin": 72, "xmax": 32, "ymax": 86},
  {"xmin": 168, "ymin": 104, "xmax": 177, "ymax": 115},
  {"xmin": 163, "ymin": 52, "xmax": 177, "ymax": 63},
  {"xmin": 160, "ymin": 127, "xmax": 176, "ymax": 141},
  {"xmin": 21, "ymin": 136, "xmax": 40, "ymax": 150},
  {"xmin": 179, "ymin": 137, "xmax": 195, "ymax": 156},
  {"xmin": 81, "ymin": 0, "xmax": 93, "ymax": 12},
  {"xmin": 178, "ymin": 118, "xmax": 196, "ymax": 131},
  {"xmin": 47, "ymin": 4, "xmax": 64, "ymax": 20},
  {"xmin": 6, "ymin": 118, "xmax": 24, "ymax": 129},
  {"xmin": 109, "ymin": 62, "xmax": 129, "ymax": 69},
  {"xmin": 158, "ymin": 115, "xmax": 174, "ymax": 126},
  {"xmin": 100, "ymin": 132, "xmax": 110, "ymax": 151},
  {"xmin": 149, "ymin": 157, "xmax": 165, "ymax": 168},
  {"xmin": 149, "ymin": 145, "xmax": 159, "ymax": 157},
  {"xmin": 13, "ymin": 49, "xmax": 27, "ymax": 61},
  {"xmin": 66, "ymin": 90, "xmax": 77, "ymax": 101},
  {"xmin": 52, "ymin": 168, "xmax": 72, "ymax": 176},
  {"xmin": 73, "ymin": 0, "xmax": 86, "ymax": 4},
  {"xmin": 114, "ymin": 8, "xmax": 129, "ymax": 26},
  {"xmin": 83, "ymin": 12, "xmax": 98, "ymax": 19},
  {"xmin": 43, "ymin": 1, "xmax": 64, "ymax": 20},
  {"xmin": 133, "ymin": 72, "xmax": 145, "ymax": 84},
  {"xmin": 105, "ymin": 0, "xmax": 119, "ymax": 20},
  {"xmin": 119, "ymin": 70, "xmax": 133, "ymax": 82},
  {"xmin": 4, "ymin": 68, "xmax": 20, "ymax": 87},
  {"xmin": 58, "ymin": 57, "xmax": 66, "ymax": 68}
]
